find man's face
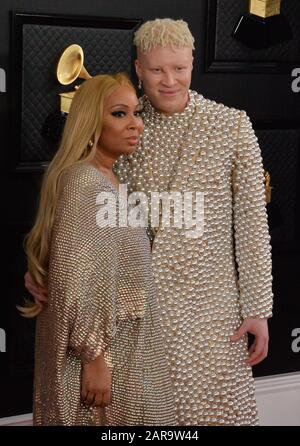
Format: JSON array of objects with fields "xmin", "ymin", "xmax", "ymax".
[{"xmin": 135, "ymin": 46, "xmax": 193, "ymax": 115}]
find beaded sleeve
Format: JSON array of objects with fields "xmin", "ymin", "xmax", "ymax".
[{"xmin": 233, "ymin": 111, "xmax": 273, "ymax": 319}]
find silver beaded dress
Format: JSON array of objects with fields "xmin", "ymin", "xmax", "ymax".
[
  {"xmin": 33, "ymin": 163, "xmax": 175, "ymax": 426},
  {"xmin": 116, "ymin": 91, "xmax": 273, "ymax": 426}
]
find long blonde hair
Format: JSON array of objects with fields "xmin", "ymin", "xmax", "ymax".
[{"xmin": 20, "ymin": 73, "xmax": 134, "ymax": 317}]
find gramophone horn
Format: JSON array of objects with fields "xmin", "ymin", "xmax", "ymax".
[{"xmin": 56, "ymin": 44, "xmax": 92, "ymax": 85}]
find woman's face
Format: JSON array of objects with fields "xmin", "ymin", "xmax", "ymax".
[{"xmin": 98, "ymin": 85, "xmax": 144, "ymax": 157}]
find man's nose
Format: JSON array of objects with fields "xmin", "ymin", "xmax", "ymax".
[{"xmin": 162, "ymin": 71, "xmax": 176, "ymax": 86}]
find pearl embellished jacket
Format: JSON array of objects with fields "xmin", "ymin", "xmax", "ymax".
[{"xmin": 116, "ymin": 91, "xmax": 273, "ymax": 425}]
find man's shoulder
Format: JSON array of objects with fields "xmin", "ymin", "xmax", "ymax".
[{"xmin": 192, "ymin": 91, "xmax": 245, "ymax": 120}]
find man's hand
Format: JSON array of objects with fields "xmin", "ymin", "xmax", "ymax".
[
  {"xmin": 24, "ymin": 271, "xmax": 48, "ymax": 304},
  {"xmin": 81, "ymin": 354, "xmax": 112, "ymax": 408},
  {"xmin": 230, "ymin": 318, "xmax": 269, "ymax": 366}
]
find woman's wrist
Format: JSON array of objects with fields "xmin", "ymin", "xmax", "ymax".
[{"xmin": 83, "ymin": 353, "xmax": 106, "ymax": 370}]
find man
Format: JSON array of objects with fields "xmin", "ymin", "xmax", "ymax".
[{"xmin": 26, "ymin": 18, "xmax": 273, "ymax": 425}]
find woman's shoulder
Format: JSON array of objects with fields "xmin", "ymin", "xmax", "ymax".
[
  {"xmin": 60, "ymin": 162, "xmax": 110, "ymax": 191},
  {"xmin": 58, "ymin": 163, "xmax": 115, "ymax": 208}
]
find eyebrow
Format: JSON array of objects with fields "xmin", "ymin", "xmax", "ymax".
[{"xmin": 110, "ymin": 103, "xmax": 140, "ymax": 109}]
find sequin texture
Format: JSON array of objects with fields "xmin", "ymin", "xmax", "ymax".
[{"xmin": 33, "ymin": 163, "xmax": 176, "ymax": 426}]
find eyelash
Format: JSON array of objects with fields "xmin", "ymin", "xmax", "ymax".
[{"xmin": 111, "ymin": 110, "xmax": 143, "ymax": 118}]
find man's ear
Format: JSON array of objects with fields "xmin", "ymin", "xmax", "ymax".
[{"xmin": 135, "ymin": 59, "xmax": 142, "ymax": 79}]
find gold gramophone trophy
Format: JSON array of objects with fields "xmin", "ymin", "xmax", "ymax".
[
  {"xmin": 56, "ymin": 44, "xmax": 92, "ymax": 113},
  {"xmin": 41, "ymin": 44, "xmax": 92, "ymax": 144},
  {"xmin": 233, "ymin": 0, "xmax": 292, "ymax": 49},
  {"xmin": 264, "ymin": 170, "xmax": 272, "ymax": 204}
]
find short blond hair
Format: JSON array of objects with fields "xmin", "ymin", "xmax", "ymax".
[{"xmin": 134, "ymin": 18, "xmax": 195, "ymax": 54}]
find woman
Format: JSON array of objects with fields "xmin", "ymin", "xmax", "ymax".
[{"xmin": 20, "ymin": 73, "xmax": 175, "ymax": 426}]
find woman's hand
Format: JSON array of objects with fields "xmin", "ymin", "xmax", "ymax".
[{"xmin": 81, "ymin": 354, "xmax": 112, "ymax": 408}]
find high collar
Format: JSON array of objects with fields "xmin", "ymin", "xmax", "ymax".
[{"xmin": 141, "ymin": 90, "xmax": 198, "ymax": 126}]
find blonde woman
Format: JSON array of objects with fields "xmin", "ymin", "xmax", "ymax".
[{"xmin": 21, "ymin": 73, "xmax": 175, "ymax": 426}]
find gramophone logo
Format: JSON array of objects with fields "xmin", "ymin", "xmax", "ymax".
[
  {"xmin": 57, "ymin": 44, "xmax": 92, "ymax": 113},
  {"xmin": 0, "ymin": 67, "xmax": 6, "ymax": 93},
  {"xmin": 42, "ymin": 44, "xmax": 92, "ymax": 144}
]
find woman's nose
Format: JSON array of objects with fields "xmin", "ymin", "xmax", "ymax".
[{"xmin": 128, "ymin": 115, "xmax": 143, "ymax": 130}]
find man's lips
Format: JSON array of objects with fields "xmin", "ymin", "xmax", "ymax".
[{"xmin": 159, "ymin": 90, "xmax": 179, "ymax": 96}]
